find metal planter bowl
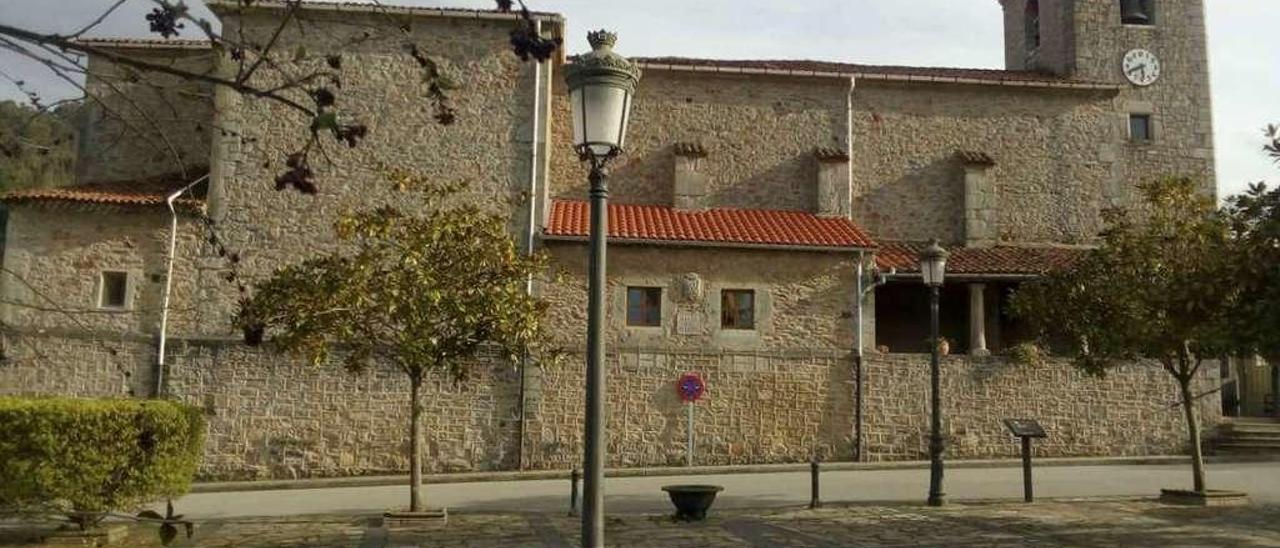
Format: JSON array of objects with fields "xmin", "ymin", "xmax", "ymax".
[{"xmin": 661, "ymin": 484, "xmax": 725, "ymax": 521}]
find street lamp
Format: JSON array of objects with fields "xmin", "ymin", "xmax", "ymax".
[
  {"xmin": 564, "ymin": 29, "xmax": 641, "ymax": 548},
  {"xmin": 919, "ymin": 238, "xmax": 949, "ymax": 507}
]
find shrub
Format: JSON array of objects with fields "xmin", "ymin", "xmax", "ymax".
[
  {"xmin": 0, "ymin": 397, "xmax": 205, "ymax": 528},
  {"xmin": 1005, "ymin": 341, "xmax": 1047, "ymax": 368}
]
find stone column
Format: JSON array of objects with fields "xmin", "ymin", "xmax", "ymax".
[
  {"xmin": 959, "ymin": 151, "xmax": 997, "ymax": 248},
  {"xmin": 969, "ymin": 283, "xmax": 990, "ymax": 357},
  {"xmin": 815, "ymin": 147, "xmax": 852, "ymax": 218},
  {"xmin": 673, "ymin": 142, "xmax": 708, "ymax": 211}
]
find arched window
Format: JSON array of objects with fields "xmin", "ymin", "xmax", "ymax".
[{"xmin": 1025, "ymin": 0, "xmax": 1041, "ymax": 50}]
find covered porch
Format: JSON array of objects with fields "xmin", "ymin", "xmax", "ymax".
[{"xmin": 870, "ymin": 243, "xmax": 1081, "ymax": 355}]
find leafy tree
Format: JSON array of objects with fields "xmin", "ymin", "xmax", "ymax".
[
  {"xmin": 234, "ymin": 171, "xmax": 550, "ymax": 512},
  {"xmin": 0, "ymin": 99, "xmax": 82, "ymax": 191},
  {"xmin": 1221, "ymin": 125, "xmax": 1280, "ymax": 358},
  {"xmin": 1011, "ymin": 178, "xmax": 1237, "ymax": 494}
]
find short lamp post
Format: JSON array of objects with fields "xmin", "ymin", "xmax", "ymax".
[
  {"xmin": 563, "ymin": 29, "xmax": 641, "ymax": 548},
  {"xmin": 919, "ymin": 239, "xmax": 949, "ymax": 507}
]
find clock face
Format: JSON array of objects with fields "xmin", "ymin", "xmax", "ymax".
[{"xmin": 1122, "ymin": 49, "xmax": 1161, "ymax": 86}]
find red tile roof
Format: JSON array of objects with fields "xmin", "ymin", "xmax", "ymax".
[
  {"xmin": 207, "ymin": 0, "xmax": 561, "ymax": 21},
  {"xmin": 1, "ymin": 169, "xmax": 208, "ymax": 211},
  {"xmin": 875, "ymin": 242, "xmax": 1084, "ymax": 276},
  {"xmin": 74, "ymin": 38, "xmax": 212, "ymax": 50},
  {"xmin": 634, "ymin": 57, "xmax": 1116, "ymax": 88},
  {"xmin": 545, "ymin": 200, "xmax": 876, "ymax": 250}
]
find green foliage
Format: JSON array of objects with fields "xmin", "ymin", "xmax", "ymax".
[
  {"xmin": 1221, "ymin": 126, "xmax": 1280, "ymax": 357},
  {"xmin": 235, "ymin": 170, "xmax": 552, "ymax": 381},
  {"xmin": 1010, "ymin": 178, "xmax": 1238, "ymax": 377},
  {"xmin": 0, "ymin": 397, "xmax": 205, "ymax": 528},
  {"xmin": 1003, "ymin": 341, "xmax": 1046, "ymax": 368},
  {"xmin": 0, "ymin": 100, "xmax": 82, "ymax": 192}
]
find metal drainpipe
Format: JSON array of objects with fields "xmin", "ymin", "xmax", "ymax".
[
  {"xmin": 848, "ymin": 77, "xmax": 863, "ymax": 462},
  {"xmin": 854, "ymin": 251, "xmax": 864, "ymax": 462},
  {"xmin": 156, "ymin": 174, "xmax": 208, "ymax": 398},
  {"xmin": 517, "ymin": 19, "xmax": 544, "ymax": 470}
]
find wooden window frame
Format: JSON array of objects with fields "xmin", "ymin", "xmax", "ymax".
[
  {"xmin": 721, "ymin": 289, "xmax": 756, "ymax": 330},
  {"xmin": 1129, "ymin": 113, "xmax": 1153, "ymax": 143},
  {"xmin": 626, "ymin": 286, "xmax": 662, "ymax": 327}
]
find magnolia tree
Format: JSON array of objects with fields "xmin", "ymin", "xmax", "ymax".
[
  {"xmin": 1011, "ymin": 178, "xmax": 1238, "ymax": 494},
  {"xmin": 234, "ymin": 171, "xmax": 550, "ymax": 512},
  {"xmin": 1222, "ymin": 125, "xmax": 1280, "ymax": 359}
]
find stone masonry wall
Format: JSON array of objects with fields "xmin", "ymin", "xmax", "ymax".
[
  {"xmin": 863, "ymin": 353, "xmax": 1221, "ymax": 460},
  {"xmin": 165, "ymin": 339, "xmax": 522, "ymax": 480},
  {"xmin": 539, "ymin": 244, "xmax": 861, "ymax": 352},
  {"xmin": 79, "ymin": 46, "xmax": 214, "ymax": 184},
  {"xmin": 1, "ymin": 332, "xmax": 1223, "ymax": 478},
  {"xmin": 522, "ymin": 349, "xmax": 856, "ymax": 470},
  {"xmin": 0, "ymin": 332, "xmax": 154, "ymax": 399},
  {"xmin": 200, "ymin": 8, "xmax": 550, "ymax": 336},
  {"xmin": 0, "ymin": 206, "xmax": 206, "ymax": 336},
  {"xmin": 850, "ymin": 81, "xmax": 1116, "ymax": 244},
  {"xmin": 549, "ymin": 71, "xmax": 848, "ymax": 212}
]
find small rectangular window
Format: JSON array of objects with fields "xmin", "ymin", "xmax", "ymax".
[
  {"xmin": 99, "ymin": 271, "xmax": 128, "ymax": 309},
  {"xmin": 1129, "ymin": 114, "xmax": 1152, "ymax": 142},
  {"xmin": 626, "ymin": 287, "xmax": 662, "ymax": 327},
  {"xmin": 721, "ymin": 289, "xmax": 756, "ymax": 330}
]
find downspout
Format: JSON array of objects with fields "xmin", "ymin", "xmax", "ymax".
[
  {"xmin": 156, "ymin": 174, "xmax": 208, "ymax": 398},
  {"xmin": 854, "ymin": 250, "xmax": 865, "ymax": 462},
  {"xmin": 847, "ymin": 76, "xmax": 863, "ymax": 462},
  {"xmin": 517, "ymin": 19, "xmax": 544, "ymax": 470}
]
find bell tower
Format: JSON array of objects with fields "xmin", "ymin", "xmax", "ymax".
[{"xmin": 999, "ymin": 0, "xmax": 1216, "ymax": 201}]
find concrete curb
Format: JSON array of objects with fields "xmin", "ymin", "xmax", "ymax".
[{"xmin": 190, "ymin": 454, "xmax": 1280, "ymax": 494}]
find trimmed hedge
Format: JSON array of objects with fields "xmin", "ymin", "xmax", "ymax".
[{"xmin": 0, "ymin": 397, "xmax": 205, "ymax": 523}]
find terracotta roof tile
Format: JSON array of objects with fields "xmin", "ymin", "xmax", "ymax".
[
  {"xmin": 673, "ymin": 142, "xmax": 708, "ymax": 158},
  {"xmin": 814, "ymin": 147, "xmax": 850, "ymax": 162},
  {"xmin": 956, "ymin": 150, "xmax": 996, "ymax": 166},
  {"xmin": 875, "ymin": 241, "xmax": 1083, "ymax": 276},
  {"xmin": 634, "ymin": 57, "xmax": 1113, "ymax": 88},
  {"xmin": 74, "ymin": 38, "xmax": 212, "ymax": 50},
  {"xmin": 546, "ymin": 200, "xmax": 876, "ymax": 250},
  {"xmin": 1, "ymin": 169, "xmax": 208, "ymax": 211},
  {"xmin": 208, "ymin": 0, "xmax": 561, "ymax": 20}
]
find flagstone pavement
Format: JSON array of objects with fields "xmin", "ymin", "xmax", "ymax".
[{"xmin": 7, "ymin": 497, "xmax": 1280, "ymax": 547}]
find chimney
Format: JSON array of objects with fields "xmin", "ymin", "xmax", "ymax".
[
  {"xmin": 814, "ymin": 147, "xmax": 851, "ymax": 217},
  {"xmin": 673, "ymin": 142, "xmax": 708, "ymax": 210},
  {"xmin": 957, "ymin": 150, "xmax": 998, "ymax": 248}
]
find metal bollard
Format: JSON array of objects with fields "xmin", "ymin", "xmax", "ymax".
[
  {"xmin": 569, "ymin": 468, "xmax": 581, "ymax": 516},
  {"xmin": 1021, "ymin": 437, "xmax": 1034, "ymax": 503},
  {"xmin": 809, "ymin": 457, "xmax": 821, "ymax": 509}
]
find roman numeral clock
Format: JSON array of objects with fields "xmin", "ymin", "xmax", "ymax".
[{"xmin": 1122, "ymin": 48, "xmax": 1161, "ymax": 87}]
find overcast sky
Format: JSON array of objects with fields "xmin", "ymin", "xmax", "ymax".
[{"xmin": 0, "ymin": 0, "xmax": 1274, "ymax": 198}]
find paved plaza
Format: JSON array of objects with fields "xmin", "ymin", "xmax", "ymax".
[{"xmin": 7, "ymin": 498, "xmax": 1280, "ymax": 547}]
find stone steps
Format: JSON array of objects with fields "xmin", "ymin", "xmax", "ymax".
[{"xmin": 1213, "ymin": 419, "xmax": 1280, "ymax": 455}]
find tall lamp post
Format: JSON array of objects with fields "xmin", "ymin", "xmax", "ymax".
[
  {"xmin": 564, "ymin": 30, "xmax": 641, "ymax": 547},
  {"xmin": 919, "ymin": 239, "xmax": 949, "ymax": 507}
]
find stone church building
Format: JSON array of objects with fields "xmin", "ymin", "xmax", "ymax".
[{"xmin": 0, "ymin": 0, "xmax": 1221, "ymax": 479}]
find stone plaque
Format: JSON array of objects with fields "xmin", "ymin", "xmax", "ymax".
[
  {"xmin": 676, "ymin": 309, "xmax": 702, "ymax": 336},
  {"xmin": 1003, "ymin": 418, "xmax": 1047, "ymax": 438},
  {"xmin": 677, "ymin": 273, "xmax": 703, "ymax": 303}
]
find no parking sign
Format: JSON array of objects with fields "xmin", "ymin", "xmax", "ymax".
[
  {"xmin": 677, "ymin": 372, "xmax": 706, "ymax": 403},
  {"xmin": 677, "ymin": 372, "xmax": 705, "ymax": 466}
]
